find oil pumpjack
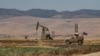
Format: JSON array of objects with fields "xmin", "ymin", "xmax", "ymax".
[{"xmin": 36, "ymin": 21, "xmax": 53, "ymax": 40}]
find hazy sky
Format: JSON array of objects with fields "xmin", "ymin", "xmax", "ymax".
[{"xmin": 0, "ymin": 0, "xmax": 100, "ymax": 11}]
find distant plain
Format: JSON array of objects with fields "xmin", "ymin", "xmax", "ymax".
[{"xmin": 0, "ymin": 16, "xmax": 100, "ymax": 40}]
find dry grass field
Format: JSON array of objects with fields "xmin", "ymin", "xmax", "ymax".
[{"xmin": 0, "ymin": 16, "xmax": 100, "ymax": 56}]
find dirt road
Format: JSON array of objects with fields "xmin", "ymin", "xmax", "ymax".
[{"xmin": 79, "ymin": 52, "xmax": 100, "ymax": 56}]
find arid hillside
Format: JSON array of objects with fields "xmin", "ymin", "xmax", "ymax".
[{"xmin": 0, "ymin": 16, "xmax": 100, "ymax": 39}]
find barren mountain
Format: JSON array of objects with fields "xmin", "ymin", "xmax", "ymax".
[{"xmin": 0, "ymin": 8, "xmax": 100, "ymax": 18}]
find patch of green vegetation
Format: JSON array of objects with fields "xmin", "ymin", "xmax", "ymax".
[{"xmin": 0, "ymin": 45, "xmax": 100, "ymax": 56}]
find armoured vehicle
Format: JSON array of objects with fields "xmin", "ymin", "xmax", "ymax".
[{"xmin": 65, "ymin": 24, "xmax": 87, "ymax": 46}]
